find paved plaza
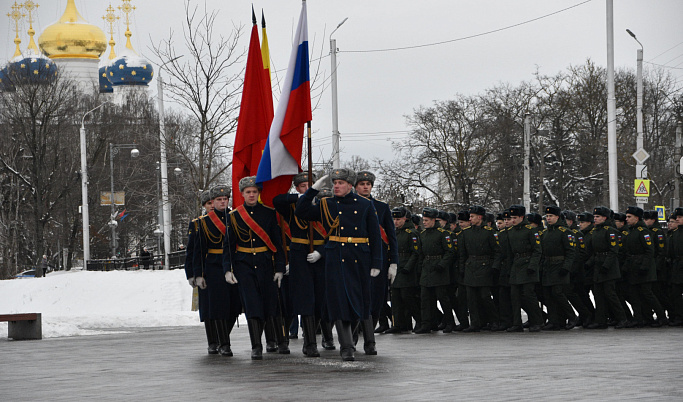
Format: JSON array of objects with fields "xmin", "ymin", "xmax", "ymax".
[{"xmin": 2, "ymin": 325, "xmax": 682, "ymax": 401}]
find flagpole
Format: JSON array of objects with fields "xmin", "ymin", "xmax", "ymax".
[{"xmin": 307, "ymin": 120, "xmax": 315, "ymax": 253}]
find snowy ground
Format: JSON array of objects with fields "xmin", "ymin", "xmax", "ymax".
[{"xmin": 0, "ymin": 269, "xmax": 204, "ymax": 338}]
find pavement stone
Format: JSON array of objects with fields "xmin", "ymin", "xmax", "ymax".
[{"xmin": 1, "ymin": 325, "xmax": 682, "ymax": 401}]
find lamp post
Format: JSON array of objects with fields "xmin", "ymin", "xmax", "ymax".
[
  {"xmin": 156, "ymin": 55, "xmax": 182, "ymax": 269},
  {"xmin": 523, "ymin": 114, "xmax": 531, "ymax": 212},
  {"xmin": 108, "ymin": 143, "xmax": 139, "ymax": 258},
  {"xmin": 606, "ymin": 0, "xmax": 618, "ymax": 210},
  {"xmin": 330, "ymin": 17, "xmax": 348, "ymax": 169},
  {"xmin": 626, "ymin": 29, "xmax": 648, "ymax": 208},
  {"xmin": 80, "ymin": 103, "xmax": 107, "ymax": 266}
]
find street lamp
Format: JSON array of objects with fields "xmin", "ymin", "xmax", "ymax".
[
  {"xmin": 156, "ymin": 55, "xmax": 182, "ymax": 269},
  {"xmin": 627, "ymin": 29, "xmax": 648, "ymax": 207},
  {"xmin": 330, "ymin": 17, "xmax": 348, "ymax": 169},
  {"xmin": 108, "ymin": 143, "xmax": 139, "ymax": 258},
  {"xmin": 80, "ymin": 102, "xmax": 108, "ymax": 266}
]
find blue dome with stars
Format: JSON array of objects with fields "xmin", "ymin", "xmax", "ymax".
[
  {"xmin": 105, "ymin": 51, "xmax": 153, "ymax": 87},
  {"xmin": 7, "ymin": 53, "xmax": 57, "ymax": 85},
  {"xmin": 98, "ymin": 63, "xmax": 113, "ymax": 93}
]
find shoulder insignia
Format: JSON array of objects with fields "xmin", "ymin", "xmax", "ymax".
[
  {"xmin": 462, "ymin": 226, "xmax": 471, "ymax": 231},
  {"xmin": 558, "ymin": 226, "xmax": 566, "ymax": 232},
  {"xmin": 525, "ymin": 224, "xmax": 533, "ymax": 229},
  {"xmin": 420, "ymin": 229, "xmax": 426, "ymax": 234},
  {"xmin": 637, "ymin": 226, "xmax": 644, "ymax": 232},
  {"xmin": 484, "ymin": 226, "xmax": 493, "ymax": 231},
  {"xmin": 622, "ymin": 230, "xmax": 629, "ymax": 236},
  {"xmin": 229, "ymin": 209, "xmax": 237, "ymax": 215},
  {"xmin": 651, "ymin": 227, "xmax": 660, "ymax": 232}
]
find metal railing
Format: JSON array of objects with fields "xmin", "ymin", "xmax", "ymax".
[{"xmin": 86, "ymin": 250, "xmax": 186, "ymax": 271}]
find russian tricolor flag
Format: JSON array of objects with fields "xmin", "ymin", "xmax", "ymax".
[{"xmin": 256, "ymin": 0, "xmax": 311, "ymax": 206}]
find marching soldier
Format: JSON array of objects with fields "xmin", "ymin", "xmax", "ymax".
[
  {"xmin": 622, "ymin": 206, "xmax": 668, "ymax": 327},
  {"xmin": 273, "ymin": 172, "xmax": 328, "ymax": 357},
  {"xmin": 586, "ymin": 206, "xmax": 628, "ymax": 329},
  {"xmin": 385, "ymin": 207, "xmax": 422, "ymax": 333},
  {"xmin": 505, "ymin": 205, "xmax": 543, "ymax": 332},
  {"xmin": 415, "ymin": 207, "xmax": 457, "ymax": 333},
  {"xmin": 540, "ymin": 206, "xmax": 577, "ymax": 330},
  {"xmin": 453, "ymin": 210, "xmax": 471, "ymax": 330},
  {"xmin": 449, "ymin": 212, "xmax": 469, "ymax": 330},
  {"xmin": 458, "ymin": 205, "xmax": 501, "ymax": 332},
  {"xmin": 496, "ymin": 210, "xmax": 514, "ymax": 331},
  {"xmin": 355, "ymin": 171, "xmax": 398, "ymax": 334},
  {"xmin": 562, "ymin": 210, "xmax": 594, "ymax": 327},
  {"xmin": 296, "ymin": 169, "xmax": 382, "ymax": 361},
  {"xmin": 577, "ymin": 211, "xmax": 597, "ymax": 324},
  {"xmin": 644, "ymin": 210, "xmax": 671, "ymax": 320},
  {"xmin": 668, "ymin": 208, "xmax": 683, "ymax": 326},
  {"xmin": 226, "ymin": 177, "xmax": 287, "ymax": 359},
  {"xmin": 190, "ymin": 186, "xmax": 242, "ymax": 356}
]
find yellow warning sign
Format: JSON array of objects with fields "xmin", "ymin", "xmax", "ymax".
[{"xmin": 634, "ymin": 179, "xmax": 650, "ymax": 197}]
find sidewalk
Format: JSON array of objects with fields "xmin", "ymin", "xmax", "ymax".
[{"xmin": 2, "ymin": 325, "xmax": 681, "ymax": 401}]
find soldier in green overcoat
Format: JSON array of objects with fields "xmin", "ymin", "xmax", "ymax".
[{"xmin": 668, "ymin": 208, "xmax": 683, "ymax": 326}]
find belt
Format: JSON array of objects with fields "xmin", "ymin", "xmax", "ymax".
[
  {"xmin": 328, "ymin": 236, "xmax": 369, "ymax": 244},
  {"xmin": 545, "ymin": 256, "xmax": 565, "ymax": 261},
  {"xmin": 236, "ymin": 246, "xmax": 269, "ymax": 254},
  {"xmin": 514, "ymin": 252, "xmax": 531, "ymax": 258},
  {"xmin": 424, "ymin": 255, "xmax": 442, "ymax": 260},
  {"xmin": 208, "ymin": 249, "xmax": 223, "ymax": 254},
  {"xmin": 291, "ymin": 238, "xmax": 326, "ymax": 246}
]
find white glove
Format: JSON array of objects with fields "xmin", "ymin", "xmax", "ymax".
[
  {"xmin": 195, "ymin": 277, "xmax": 207, "ymax": 289},
  {"xmin": 225, "ymin": 271, "xmax": 238, "ymax": 284},
  {"xmin": 274, "ymin": 272, "xmax": 284, "ymax": 288},
  {"xmin": 285, "ymin": 264, "xmax": 290, "ymax": 275},
  {"xmin": 388, "ymin": 263, "xmax": 397, "ymax": 284},
  {"xmin": 307, "ymin": 251, "xmax": 322, "ymax": 263},
  {"xmin": 187, "ymin": 277, "xmax": 197, "ymax": 288},
  {"xmin": 370, "ymin": 268, "xmax": 380, "ymax": 277},
  {"xmin": 312, "ymin": 175, "xmax": 329, "ymax": 190}
]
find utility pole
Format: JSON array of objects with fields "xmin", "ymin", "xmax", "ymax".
[
  {"xmin": 523, "ymin": 114, "xmax": 531, "ymax": 212},
  {"xmin": 330, "ymin": 17, "xmax": 347, "ymax": 169},
  {"xmin": 606, "ymin": 0, "xmax": 619, "ymax": 211}
]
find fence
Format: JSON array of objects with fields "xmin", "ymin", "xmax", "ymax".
[{"xmin": 86, "ymin": 250, "xmax": 186, "ymax": 271}]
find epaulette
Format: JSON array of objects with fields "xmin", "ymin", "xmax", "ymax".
[
  {"xmin": 538, "ymin": 229, "xmax": 546, "ymax": 235},
  {"xmin": 558, "ymin": 226, "xmax": 567, "ymax": 232},
  {"xmin": 622, "ymin": 230, "xmax": 628, "ymax": 236},
  {"xmin": 462, "ymin": 226, "xmax": 471, "ymax": 231},
  {"xmin": 484, "ymin": 226, "xmax": 493, "ymax": 231},
  {"xmin": 420, "ymin": 229, "xmax": 426, "ymax": 234},
  {"xmin": 229, "ymin": 209, "xmax": 237, "ymax": 215},
  {"xmin": 589, "ymin": 228, "xmax": 596, "ymax": 234},
  {"xmin": 437, "ymin": 227, "xmax": 446, "ymax": 233},
  {"xmin": 637, "ymin": 226, "xmax": 644, "ymax": 232},
  {"xmin": 651, "ymin": 227, "xmax": 660, "ymax": 232},
  {"xmin": 404, "ymin": 228, "xmax": 414, "ymax": 234},
  {"xmin": 525, "ymin": 224, "xmax": 534, "ymax": 229}
]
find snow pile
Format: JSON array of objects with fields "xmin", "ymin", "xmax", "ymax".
[{"xmin": 0, "ymin": 269, "xmax": 201, "ymax": 338}]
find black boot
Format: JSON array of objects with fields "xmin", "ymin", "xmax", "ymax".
[
  {"xmin": 247, "ymin": 318, "xmax": 264, "ymax": 360},
  {"xmin": 205, "ymin": 320, "xmax": 219, "ymax": 355},
  {"xmin": 301, "ymin": 316, "xmax": 320, "ymax": 357},
  {"xmin": 361, "ymin": 317, "xmax": 377, "ymax": 355},
  {"xmin": 216, "ymin": 319, "xmax": 233, "ymax": 356},
  {"xmin": 320, "ymin": 320, "xmax": 336, "ymax": 350},
  {"xmin": 274, "ymin": 315, "xmax": 291, "ymax": 354},
  {"xmin": 335, "ymin": 320, "xmax": 355, "ymax": 361},
  {"xmin": 264, "ymin": 317, "xmax": 278, "ymax": 353}
]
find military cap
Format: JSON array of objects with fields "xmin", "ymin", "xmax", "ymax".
[
  {"xmin": 613, "ymin": 212, "xmax": 626, "ymax": 222},
  {"xmin": 625, "ymin": 205, "xmax": 644, "ymax": 219},
  {"xmin": 423, "ymin": 207, "xmax": 439, "ymax": 219},
  {"xmin": 199, "ymin": 190, "xmax": 211, "ymax": 205},
  {"xmin": 578, "ymin": 211, "xmax": 594, "ymax": 222},
  {"xmin": 643, "ymin": 210, "xmax": 658, "ymax": 221},
  {"xmin": 355, "ymin": 171, "xmax": 376, "ymax": 186},
  {"xmin": 437, "ymin": 210, "xmax": 450, "ymax": 221},
  {"xmin": 392, "ymin": 206, "xmax": 410, "ymax": 219},
  {"xmin": 592, "ymin": 206, "xmax": 611, "ymax": 218},
  {"xmin": 509, "ymin": 204, "xmax": 526, "ymax": 217},
  {"xmin": 527, "ymin": 213, "xmax": 543, "ymax": 226},
  {"xmin": 496, "ymin": 213, "xmax": 504, "ymax": 221},
  {"xmin": 412, "ymin": 214, "xmax": 422, "ymax": 227},
  {"xmin": 562, "ymin": 210, "xmax": 576, "ymax": 222},
  {"xmin": 458, "ymin": 210, "xmax": 470, "ymax": 221},
  {"xmin": 502, "ymin": 210, "xmax": 511, "ymax": 219},
  {"xmin": 469, "ymin": 205, "xmax": 486, "ymax": 216},
  {"xmin": 330, "ymin": 168, "xmax": 357, "ymax": 185},
  {"xmin": 545, "ymin": 205, "xmax": 562, "ymax": 216},
  {"xmin": 316, "ymin": 187, "xmax": 332, "ymax": 199},
  {"xmin": 238, "ymin": 176, "xmax": 260, "ymax": 192},
  {"xmin": 293, "ymin": 172, "xmax": 316, "ymax": 186},
  {"xmin": 485, "ymin": 213, "xmax": 496, "ymax": 226},
  {"xmin": 210, "ymin": 185, "xmax": 231, "ymax": 199},
  {"xmin": 674, "ymin": 207, "xmax": 683, "ymax": 218},
  {"xmin": 448, "ymin": 212, "xmax": 458, "ymax": 223}
]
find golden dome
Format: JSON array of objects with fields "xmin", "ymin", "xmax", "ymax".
[{"xmin": 38, "ymin": 0, "xmax": 107, "ymax": 59}]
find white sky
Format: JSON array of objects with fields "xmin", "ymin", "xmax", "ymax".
[{"xmin": 2, "ymin": 0, "xmax": 683, "ymax": 166}]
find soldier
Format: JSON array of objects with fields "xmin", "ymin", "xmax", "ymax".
[
  {"xmin": 615, "ymin": 212, "xmax": 635, "ymax": 325},
  {"xmin": 668, "ymin": 208, "xmax": 683, "ymax": 326},
  {"xmin": 540, "ymin": 206, "xmax": 577, "ymax": 330},
  {"xmin": 644, "ymin": 210, "xmax": 671, "ymax": 320},
  {"xmin": 448, "ymin": 212, "xmax": 469, "ymax": 330},
  {"xmin": 577, "ymin": 211, "xmax": 596, "ymax": 325},
  {"xmin": 190, "ymin": 186, "xmax": 242, "ymax": 356},
  {"xmin": 296, "ymin": 169, "xmax": 382, "ymax": 361},
  {"xmin": 496, "ymin": 210, "xmax": 514, "ymax": 331},
  {"xmin": 505, "ymin": 205, "xmax": 543, "ymax": 332},
  {"xmin": 226, "ymin": 177, "xmax": 287, "ymax": 360},
  {"xmin": 273, "ymin": 172, "xmax": 328, "ymax": 357},
  {"xmin": 586, "ymin": 206, "xmax": 628, "ymax": 329},
  {"xmin": 562, "ymin": 210, "xmax": 594, "ymax": 327},
  {"xmin": 452, "ymin": 210, "xmax": 471, "ymax": 331},
  {"xmin": 385, "ymin": 206, "xmax": 422, "ymax": 333},
  {"xmin": 355, "ymin": 171, "xmax": 398, "ymax": 335},
  {"xmin": 414, "ymin": 207, "xmax": 457, "ymax": 333},
  {"xmin": 458, "ymin": 205, "xmax": 501, "ymax": 332},
  {"xmin": 622, "ymin": 206, "xmax": 668, "ymax": 327},
  {"xmin": 436, "ymin": 210, "xmax": 454, "ymax": 331}
]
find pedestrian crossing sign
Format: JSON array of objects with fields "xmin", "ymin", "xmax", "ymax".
[
  {"xmin": 634, "ymin": 179, "xmax": 650, "ymax": 197},
  {"xmin": 655, "ymin": 206, "xmax": 666, "ymax": 222}
]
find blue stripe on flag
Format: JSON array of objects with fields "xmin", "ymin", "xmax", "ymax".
[
  {"xmin": 255, "ymin": 137, "xmax": 273, "ymax": 182},
  {"xmin": 290, "ymin": 41, "xmax": 309, "ymax": 92}
]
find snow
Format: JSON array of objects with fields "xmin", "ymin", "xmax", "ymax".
[{"xmin": 0, "ymin": 269, "xmax": 203, "ymax": 338}]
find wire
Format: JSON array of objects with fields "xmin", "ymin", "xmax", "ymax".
[
  {"xmin": 649, "ymin": 41, "xmax": 683, "ymax": 61},
  {"xmin": 645, "ymin": 61, "xmax": 683, "ymax": 70},
  {"xmin": 341, "ymin": 0, "xmax": 593, "ymax": 54}
]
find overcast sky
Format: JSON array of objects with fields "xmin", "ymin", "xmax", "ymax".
[{"xmin": 2, "ymin": 0, "xmax": 683, "ymax": 167}]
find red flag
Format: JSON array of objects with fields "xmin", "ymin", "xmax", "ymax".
[{"xmin": 231, "ymin": 8, "xmax": 273, "ymax": 207}]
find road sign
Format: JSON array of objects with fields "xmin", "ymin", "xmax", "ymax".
[
  {"xmin": 635, "ymin": 197, "xmax": 648, "ymax": 205},
  {"xmin": 100, "ymin": 191, "xmax": 125, "ymax": 206},
  {"xmin": 634, "ymin": 179, "xmax": 650, "ymax": 197},
  {"xmin": 632, "ymin": 148, "xmax": 650, "ymax": 164},
  {"xmin": 655, "ymin": 206, "xmax": 666, "ymax": 222}
]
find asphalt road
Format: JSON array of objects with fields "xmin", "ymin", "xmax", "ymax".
[{"xmin": 2, "ymin": 325, "xmax": 682, "ymax": 401}]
